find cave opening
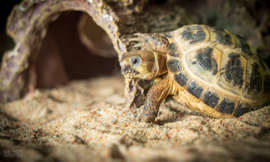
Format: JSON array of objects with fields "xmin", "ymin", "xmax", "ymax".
[{"xmin": 36, "ymin": 11, "xmax": 119, "ymax": 89}]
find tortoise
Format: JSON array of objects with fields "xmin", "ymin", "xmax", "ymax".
[{"xmin": 120, "ymin": 24, "xmax": 270, "ymax": 123}]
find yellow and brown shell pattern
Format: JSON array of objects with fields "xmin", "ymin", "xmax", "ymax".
[{"xmin": 165, "ymin": 25, "xmax": 270, "ymax": 117}]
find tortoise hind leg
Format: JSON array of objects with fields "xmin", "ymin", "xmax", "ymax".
[{"xmin": 142, "ymin": 79, "xmax": 171, "ymax": 123}]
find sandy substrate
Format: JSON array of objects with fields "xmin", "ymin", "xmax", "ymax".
[{"xmin": 0, "ymin": 73, "xmax": 270, "ymax": 162}]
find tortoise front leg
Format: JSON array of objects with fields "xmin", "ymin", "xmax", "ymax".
[
  {"xmin": 132, "ymin": 33, "xmax": 169, "ymax": 53},
  {"xmin": 142, "ymin": 79, "xmax": 170, "ymax": 123}
]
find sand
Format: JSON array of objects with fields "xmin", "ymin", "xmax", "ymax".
[{"xmin": 0, "ymin": 73, "xmax": 270, "ymax": 162}]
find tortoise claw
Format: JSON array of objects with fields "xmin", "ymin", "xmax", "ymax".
[
  {"xmin": 129, "ymin": 33, "xmax": 145, "ymax": 45},
  {"xmin": 133, "ymin": 33, "xmax": 145, "ymax": 36},
  {"xmin": 133, "ymin": 43, "xmax": 141, "ymax": 47},
  {"xmin": 129, "ymin": 38, "xmax": 141, "ymax": 42}
]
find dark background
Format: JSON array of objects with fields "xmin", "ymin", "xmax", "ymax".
[{"xmin": 0, "ymin": 0, "xmax": 21, "ymax": 57}]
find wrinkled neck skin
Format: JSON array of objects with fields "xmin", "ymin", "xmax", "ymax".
[{"xmin": 153, "ymin": 51, "xmax": 167, "ymax": 78}]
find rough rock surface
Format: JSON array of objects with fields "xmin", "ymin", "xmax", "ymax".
[{"xmin": 1, "ymin": 73, "xmax": 270, "ymax": 162}]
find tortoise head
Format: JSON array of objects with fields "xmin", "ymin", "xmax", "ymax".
[{"xmin": 120, "ymin": 50, "xmax": 167, "ymax": 80}]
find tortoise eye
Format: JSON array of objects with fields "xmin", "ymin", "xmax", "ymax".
[
  {"xmin": 131, "ymin": 56, "xmax": 141, "ymax": 65},
  {"xmin": 132, "ymin": 58, "xmax": 138, "ymax": 64}
]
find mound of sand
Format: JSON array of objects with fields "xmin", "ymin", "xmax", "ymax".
[{"xmin": 1, "ymin": 73, "xmax": 270, "ymax": 162}]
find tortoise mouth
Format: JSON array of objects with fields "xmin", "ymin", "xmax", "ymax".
[{"xmin": 121, "ymin": 66, "xmax": 139, "ymax": 78}]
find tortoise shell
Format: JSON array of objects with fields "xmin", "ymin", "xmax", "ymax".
[{"xmin": 164, "ymin": 25, "xmax": 270, "ymax": 118}]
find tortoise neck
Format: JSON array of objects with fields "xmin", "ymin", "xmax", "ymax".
[{"xmin": 153, "ymin": 52, "xmax": 167, "ymax": 77}]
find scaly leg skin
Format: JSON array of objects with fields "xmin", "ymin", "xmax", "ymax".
[{"xmin": 142, "ymin": 79, "xmax": 170, "ymax": 123}]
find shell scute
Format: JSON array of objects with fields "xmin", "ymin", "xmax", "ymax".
[
  {"xmin": 224, "ymin": 53, "xmax": 244, "ymax": 88},
  {"xmin": 249, "ymin": 62, "xmax": 263, "ymax": 92},
  {"xmin": 233, "ymin": 102, "xmax": 251, "ymax": 117},
  {"xmin": 196, "ymin": 47, "xmax": 218, "ymax": 75},
  {"xmin": 167, "ymin": 59, "xmax": 182, "ymax": 73},
  {"xmin": 202, "ymin": 90, "xmax": 220, "ymax": 108},
  {"xmin": 176, "ymin": 25, "xmax": 210, "ymax": 51},
  {"xmin": 185, "ymin": 46, "xmax": 221, "ymax": 84},
  {"xmin": 211, "ymin": 27, "xmax": 234, "ymax": 46},
  {"xmin": 168, "ymin": 42, "xmax": 180, "ymax": 57},
  {"xmin": 186, "ymin": 80, "xmax": 204, "ymax": 99},
  {"xmin": 217, "ymin": 51, "xmax": 247, "ymax": 96},
  {"xmin": 243, "ymin": 62, "xmax": 264, "ymax": 99},
  {"xmin": 173, "ymin": 71, "xmax": 189, "ymax": 87},
  {"xmin": 235, "ymin": 34, "xmax": 254, "ymax": 57},
  {"xmin": 216, "ymin": 99, "xmax": 235, "ymax": 114}
]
